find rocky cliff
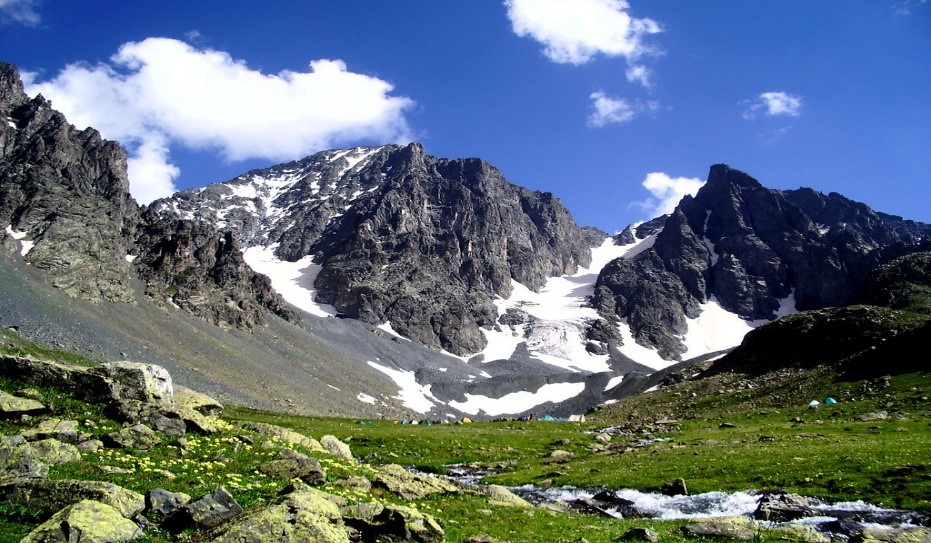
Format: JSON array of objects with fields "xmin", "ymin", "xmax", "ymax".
[
  {"xmin": 0, "ymin": 62, "xmax": 294, "ymax": 328},
  {"xmin": 593, "ymin": 164, "xmax": 931, "ymax": 360},
  {"xmin": 153, "ymin": 143, "xmax": 598, "ymax": 354}
]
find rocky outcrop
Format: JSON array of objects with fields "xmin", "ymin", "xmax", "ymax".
[
  {"xmin": 0, "ymin": 62, "xmax": 296, "ymax": 331},
  {"xmin": 154, "ymin": 143, "xmax": 595, "ymax": 355},
  {"xmin": 858, "ymin": 250, "xmax": 931, "ymax": 315},
  {"xmin": 593, "ymin": 164, "xmax": 931, "ymax": 360}
]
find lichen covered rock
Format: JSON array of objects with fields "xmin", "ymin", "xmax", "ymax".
[{"xmin": 19, "ymin": 499, "xmax": 142, "ymax": 543}]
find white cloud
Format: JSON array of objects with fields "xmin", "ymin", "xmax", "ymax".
[
  {"xmin": 742, "ymin": 91, "xmax": 802, "ymax": 120},
  {"xmin": 625, "ymin": 64, "xmax": 652, "ymax": 87},
  {"xmin": 634, "ymin": 172, "xmax": 705, "ymax": 219},
  {"xmin": 0, "ymin": 0, "xmax": 41, "ymax": 26},
  {"xmin": 24, "ymin": 37, "xmax": 415, "ymax": 204},
  {"xmin": 588, "ymin": 91, "xmax": 635, "ymax": 126},
  {"xmin": 893, "ymin": 0, "xmax": 928, "ymax": 15},
  {"xmin": 504, "ymin": 0, "xmax": 660, "ymax": 65}
]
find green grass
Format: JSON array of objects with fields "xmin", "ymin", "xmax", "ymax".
[{"xmin": 1, "ymin": 334, "xmax": 929, "ymax": 542}]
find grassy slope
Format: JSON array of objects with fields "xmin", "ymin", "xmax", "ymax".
[{"xmin": 1, "ymin": 328, "xmax": 929, "ymax": 542}]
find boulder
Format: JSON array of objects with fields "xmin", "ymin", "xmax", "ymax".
[
  {"xmin": 768, "ymin": 524, "xmax": 830, "ymax": 543},
  {"xmin": 88, "ymin": 361, "xmax": 174, "ymax": 408},
  {"xmin": 321, "ymin": 434, "xmax": 355, "ymax": 463},
  {"xmin": 21, "ymin": 418, "xmax": 83, "ymax": 443},
  {"xmin": 242, "ymin": 422, "xmax": 326, "ymax": 453},
  {"xmin": 164, "ymin": 486, "xmax": 243, "ymax": 532},
  {"xmin": 619, "ymin": 527, "xmax": 659, "ymax": 542},
  {"xmin": 104, "ymin": 423, "xmax": 162, "ymax": 450},
  {"xmin": 0, "ymin": 478, "xmax": 145, "ymax": 518},
  {"xmin": 547, "ymin": 450, "xmax": 576, "ymax": 463},
  {"xmin": 753, "ymin": 491, "xmax": 816, "ymax": 522},
  {"xmin": 207, "ymin": 483, "xmax": 348, "ymax": 543},
  {"xmin": 258, "ymin": 449, "xmax": 327, "ymax": 484},
  {"xmin": 484, "ymin": 484, "xmax": 532, "ymax": 508},
  {"xmin": 660, "ymin": 478, "xmax": 688, "ymax": 496},
  {"xmin": 343, "ymin": 502, "xmax": 445, "ymax": 543},
  {"xmin": 371, "ymin": 463, "xmax": 459, "ymax": 500},
  {"xmin": 859, "ymin": 526, "xmax": 931, "ymax": 543},
  {"xmin": 29, "ymin": 438, "xmax": 81, "ymax": 465},
  {"xmin": 0, "ymin": 435, "xmax": 47, "ymax": 480},
  {"xmin": 681, "ymin": 517, "xmax": 758, "ymax": 540},
  {"xmin": 174, "ymin": 385, "xmax": 223, "ymax": 416},
  {"xmin": 333, "ymin": 476, "xmax": 372, "ymax": 493},
  {"xmin": 0, "ymin": 389, "xmax": 46, "ymax": 417},
  {"xmin": 145, "ymin": 488, "xmax": 191, "ymax": 517},
  {"xmin": 19, "ymin": 499, "xmax": 142, "ymax": 543}
]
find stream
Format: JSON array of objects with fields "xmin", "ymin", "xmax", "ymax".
[{"xmin": 442, "ymin": 464, "xmax": 930, "ymax": 538}]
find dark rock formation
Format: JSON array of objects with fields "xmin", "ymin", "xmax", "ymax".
[
  {"xmin": 593, "ymin": 164, "xmax": 931, "ymax": 360},
  {"xmin": 858, "ymin": 250, "xmax": 931, "ymax": 315},
  {"xmin": 154, "ymin": 143, "xmax": 595, "ymax": 355},
  {"xmin": 0, "ymin": 62, "xmax": 295, "ymax": 330}
]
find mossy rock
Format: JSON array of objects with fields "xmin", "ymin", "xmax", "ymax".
[
  {"xmin": 19, "ymin": 499, "xmax": 142, "ymax": 543},
  {"xmin": 0, "ymin": 478, "xmax": 145, "ymax": 519},
  {"xmin": 372, "ymin": 463, "xmax": 459, "ymax": 500}
]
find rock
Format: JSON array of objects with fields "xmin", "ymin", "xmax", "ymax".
[
  {"xmin": 859, "ymin": 411, "xmax": 889, "ymax": 422},
  {"xmin": 547, "ymin": 450, "xmax": 576, "ymax": 463},
  {"xmin": 859, "ymin": 526, "xmax": 931, "ymax": 542},
  {"xmin": 0, "ymin": 478, "xmax": 145, "ymax": 519},
  {"xmin": 660, "ymin": 478, "xmax": 688, "ymax": 496},
  {"xmin": 822, "ymin": 518, "xmax": 863, "ymax": 539},
  {"xmin": 768, "ymin": 524, "xmax": 830, "ymax": 543},
  {"xmin": 242, "ymin": 422, "xmax": 326, "ymax": 453},
  {"xmin": 589, "ymin": 490, "xmax": 642, "ymax": 518},
  {"xmin": 343, "ymin": 502, "xmax": 445, "ymax": 543},
  {"xmin": 619, "ymin": 527, "xmax": 659, "ymax": 542},
  {"xmin": 371, "ymin": 463, "xmax": 459, "ymax": 500},
  {"xmin": 0, "ymin": 390, "xmax": 46, "ymax": 417},
  {"xmin": 594, "ymin": 433, "xmax": 612, "ymax": 443},
  {"xmin": 164, "ymin": 486, "xmax": 243, "ymax": 532},
  {"xmin": 485, "ymin": 485, "xmax": 533, "ymax": 508},
  {"xmin": 321, "ymin": 434, "xmax": 355, "ymax": 462},
  {"xmin": 174, "ymin": 385, "xmax": 223, "ymax": 416},
  {"xmin": 145, "ymin": 488, "xmax": 191, "ymax": 517},
  {"xmin": 681, "ymin": 516, "xmax": 758, "ymax": 540},
  {"xmin": 29, "ymin": 438, "xmax": 81, "ymax": 465},
  {"xmin": 104, "ymin": 423, "xmax": 162, "ymax": 450},
  {"xmin": 207, "ymin": 482, "xmax": 348, "ymax": 543},
  {"xmin": 89, "ymin": 361, "xmax": 174, "ymax": 408},
  {"xmin": 19, "ymin": 499, "xmax": 142, "ymax": 543},
  {"xmin": 333, "ymin": 476, "xmax": 372, "ymax": 493},
  {"xmin": 754, "ymin": 491, "xmax": 816, "ymax": 522},
  {"xmin": 464, "ymin": 535, "xmax": 507, "ymax": 543},
  {"xmin": 21, "ymin": 418, "xmax": 82, "ymax": 443},
  {"xmin": 0, "ymin": 435, "xmax": 47, "ymax": 480},
  {"xmin": 77, "ymin": 439, "xmax": 104, "ymax": 451},
  {"xmin": 177, "ymin": 406, "xmax": 221, "ymax": 435},
  {"xmin": 258, "ymin": 449, "xmax": 327, "ymax": 484}
]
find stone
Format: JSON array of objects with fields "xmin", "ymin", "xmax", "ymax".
[
  {"xmin": 19, "ymin": 499, "xmax": 142, "ymax": 543},
  {"xmin": 333, "ymin": 476, "xmax": 372, "ymax": 493},
  {"xmin": 174, "ymin": 385, "xmax": 223, "ymax": 416},
  {"xmin": 371, "ymin": 463, "xmax": 459, "ymax": 500},
  {"xmin": 0, "ymin": 478, "xmax": 145, "ymax": 519},
  {"xmin": 321, "ymin": 434, "xmax": 355, "ymax": 462},
  {"xmin": 145, "ymin": 488, "xmax": 191, "ymax": 517},
  {"xmin": 485, "ymin": 484, "xmax": 532, "ymax": 508},
  {"xmin": 242, "ymin": 422, "xmax": 326, "ymax": 453},
  {"xmin": 0, "ymin": 389, "xmax": 46, "ymax": 417},
  {"xmin": 594, "ymin": 433, "xmax": 611, "ymax": 443},
  {"xmin": 681, "ymin": 517, "xmax": 758, "ymax": 540},
  {"xmin": 768, "ymin": 524, "xmax": 830, "ymax": 543},
  {"xmin": 547, "ymin": 450, "xmax": 576, "ymax": 463},
  {"xmin": 21, "ymin": 418, "xmax": 82, "ymax": 443},
  {"xmin": 660, "ymin": 478, "xmax": 688, "ymax": 496},
  {"xmin": 164, "ymin": 486, "xmax": 243, "ymax": 532},
  {"xmin": 343, "ymin": 502, "xmax": 445, "ymax": 543},
  {"xmin": 206, "ymin": 482, "xmax": 348, "ymax": 543},
  {"xmin": 859, "ymin": 411, "xmax": 889, "ymax": 422},
  {"xmin": 0, "ymin": 435, "xmax": 47, "ymax": 480},
  {"xmin": 29, "ymin": 438, "xmax": 81, "ymax": 465},
  {"xmin": 177, "ymin": 406, "xmax": 221, "ymax": 435},
  {"xmin": 859, "ymin": 526, "xmax": 931, "ymax": 543},
  {"xmin": 464, "ymin": 536, "xmax": 507, "ymax": 543},
  {"xmin": 619, "ymin": 527, "xmax": 659, "ymax": 542},
  {"xmin": 88, "ymin": 361, "xmax": 174, "ymax": 407},
  {"xmin": 258, "ymin": 449, "xmax": 327, "ymax": 484},
  {"xmin": 104, "ymin": 423, "xmax": 161, "ymax": 450},
  {"xmin": 753, "ymin": 491, "xmax": 816, "ymax": 522}
]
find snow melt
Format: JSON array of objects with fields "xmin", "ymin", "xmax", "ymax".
[
  {"xmin": 5, "ymin": 225, "xmax": 33, "ymax": 256},
  {"xmin": 241, "ymin": 245, "xmax": 336, "ymax": 317},
  {"xmin": 367, "ymin": 361, "xmax": 441, "ymax": 414},
  {"xmin": 449, "ymin": 382, "xmax": 586, "ymax": 417}
]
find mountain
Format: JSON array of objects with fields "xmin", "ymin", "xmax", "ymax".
[{"xmin": 2, "ymin": 60, "xmax": 929, "ymax": 420}]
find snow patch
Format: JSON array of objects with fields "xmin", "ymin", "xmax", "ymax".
[
  {"xmin": 357, "ymin": 393, "xmax": 376, "ymax": 404},
  {"xmin": 5, "ymin": 225, "xmax": 33, "ymax": 256},
  {"xmin": 367, "ymin": 360, "xmax": 441, "ymax": 414},
  {"xmin": 448, "ymin": 382, "xmax": 586, "ymax": 417},
  {"xmin": 377, "ymin": 322, "xmax": 409, "ymax": 340},
  {"xmin": 241, "ymin": 244, "xmax": 336, "ymax": 317},
  {"xmin": 604, "ymin": 376, "xmax": 624, "ymax": 392},
  {"xmin": 125, "ymin": 254, "xmax": 138, "ymax": 263}
]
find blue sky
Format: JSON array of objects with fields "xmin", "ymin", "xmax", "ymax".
[{"xmin": 3, "ymin": 0, "xmax": 929, "ymax": 232}]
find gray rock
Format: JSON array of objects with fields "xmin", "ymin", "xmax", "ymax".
[
  {"xmin": 88, "ymin": 361, "xmax": 174, "ymax": 408},
  {"xmin": 164, "ymin": 486, "xmax": 243, "ymax": 532},
  {"xmin": 0, "ymin": 434, "xmax": 47, "ymax": 480},
  {"xmin": 0, "ymin": 478, "xmax": 145, "ymax": 519},
  {"xmin": 174, "ymin": 385, "xmax": 223, "ymax": 416},
  {"xmin": 753, "ymin": 491, "xmax": 816, "ymax": 522},
  {"xmin": 484, "ymin": 484, "xmax": 532, "ymax": 508},
  {"xmin": 29, "ymin": 438, "xmax": 81, "ymax": 465},
  {"xmin": 21, "ymin": 418, "xmax": 82, "ymax": 444},
  {"xmin": 18, "ymin": 499, "xmax": 142, "ymax": 543},
  {"xmin": 104, "ymin": 423, "xmax": 161, "ymax": 450},
  {"xmin": 0, "ymin": 390, "xmax": 46, "ymax": 417},
  {"xmin": 145, "ymin": 488, "xmax": 191, "ymax": 517},
  {"xmin": 619, "ymin": 527, "xmax": 659, "ymax": 542},
  {"xmin": 681, "ymin": 516, "xmax": 758, "ymax": 540},
  {"xmin": 321, "ymin": 434, "xmax": 354, "ymax": 462},
  {"xmin": 660, "ymin": 478, "xmax": 688, "ymax": 496},
  {"xmin": 258, "ymin": 449, "xmax": 327, "ymax": 484},
  {"xmin": 343, "ymin": 501, "xmax": 445, "ymax": 543},
  {"xmin": 371, "ymin": 463, "xmax": 459, "ymax": 500}
]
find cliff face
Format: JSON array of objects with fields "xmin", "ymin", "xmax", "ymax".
[
  {"xmin": 0, "ymin": 62, "xmax": 295, "ymax": 328},
  {"xmin": 593, "ymin": 164, "xmax": 931, "ymax": 360},
  {"xmin": 154, "ymin": 143, "xmax": 597, "ymax": 355}
]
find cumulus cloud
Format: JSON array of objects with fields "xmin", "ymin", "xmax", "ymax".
[
  {"xmin": 588, "ymin": 92, "xmax": 635, "ymax": 126},
  {"xmin": 742, "ymin": 91, "xmax": 802, "ymax": 120},
  {"xmin": 633, "ymin": 172, "xmax": 705, "ymax": 219},
  {"xmin": 0, "ymin": 0, "xmax": 41, "ymax": 26},
  {"xmin": 504, "ymin": 0, "xmax": 660, "ymax": 65},
  {"xmin": 24, "ymin": 37, "xmax": 415, "ymax": 203},
  {"xmin": 893, "ymin": 0, "xmax": 928, "ymax": 15},
  {"xmin": 625, "ymin": 64, "xmax": 652, "ymax": 87}
]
